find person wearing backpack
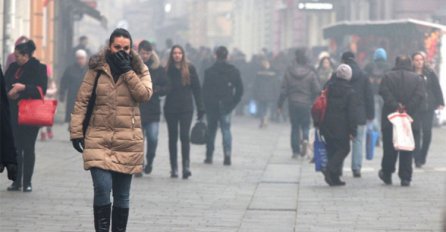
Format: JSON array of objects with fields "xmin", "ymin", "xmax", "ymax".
[
  {"xmin": 278, "ymin": 48, "xmax": 321, "ymax": 158},
  {"xmin": 320, "ymin": 64, "xmax": 357, "ymax": 186}
]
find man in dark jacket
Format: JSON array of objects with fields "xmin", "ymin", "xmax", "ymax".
[
  {"xmin": 278, "ymin": 48, "xmax": 321, "ymax": 158},
  {"xmin": 379, "ymin": 55, "xmax": 425, "ymax": 187},
  {"xmin": 59, "ymin": 49, "xmax": 88, "ymax": 123},
  {"xmin": 202, "ymin": 46, "xmax": 243, "ymax": 165},
  {"xmin": 321, "ymin": 64, "xmax": 357, "ymax": 186},
  {"xmin": 137, "ymin": 40, "xmax": 168, "ymax": 175},
  {"xmin": 0, "ymin": 65, "xmax": 17, "ymax": 181},
  {"xmin": 341, "ymin": 52, "xmax": 374, "ymax": 178}
]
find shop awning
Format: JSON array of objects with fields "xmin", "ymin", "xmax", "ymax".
[{"xmin": 323, "ymin": 19, "xmax": 446, "ymax": 39}]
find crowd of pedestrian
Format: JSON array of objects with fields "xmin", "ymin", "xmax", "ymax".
[{"xmin": 1, "ymin": 30, "xmax": 445, "ymax": 231}]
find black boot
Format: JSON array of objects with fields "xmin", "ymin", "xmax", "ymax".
[
  {"xmin": 170, "ymin": 154, "xmax": 178, "ymax": 178},
  {"xmin": 223, "ymin": 155, "xmax": 231, "ymax": 166},
  {"xmin": 112, "ymin": 206, "xmax": 129, "ymax": 232},
  {"xmin": 94, "ymin": 204, "xmax": 111, "ymax": 232},
  {"xmin": 182, "ymin": 159, "xmax": 191, "ymax": 179}
]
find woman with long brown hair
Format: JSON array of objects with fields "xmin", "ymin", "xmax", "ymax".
[{"xmin": 164, "ymin": 45, "xmax": 205, "ymax": 179}]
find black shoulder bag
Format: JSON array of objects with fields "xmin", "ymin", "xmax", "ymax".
[{"xmin": 82, "ymin": 71, "xmax": 101, "ymax": 137}]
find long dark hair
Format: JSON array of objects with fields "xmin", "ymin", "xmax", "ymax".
[
  {"xmin": 166, "ymin": 45, "xmax": 190, "ymax": 86},
  {"xmin": 15, "ymin": 40, "xmax": 36, "ymax": 57},
  {"xmin": 109, "ymin": 28, "xmax": 133, "ymax": 48}
]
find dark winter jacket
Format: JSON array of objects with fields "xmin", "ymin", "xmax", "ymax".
[
  {"xmin": 278, "ymin": 63, "xmax": 320, "ymax": 108},
  {"xmin": 139, "ymin": 52, "xmax": 168, "ymax": 123},
  {"xmin": 0, "ymin": 65, "xmax": 17, "ymax": 166},
  {"xmin": 379, "ymin": 68, "xmax": 425, "ymax": 130},
  {"xmin": 345, "ymin": 60, "xmax": 374, "ymax": 125},
  {"xmin": 4, "ymin": 57, "xmax": 48, "ymax": 130},
  {"xmin": 59, "ymin": 63, "xmax": 87, "ymax": 122},
  {"xmin": 202, "ymin": 61, "xmax": 244, "ymax": 115},
  {"xmin": 320, "ymin": 75, "xmax": 358, "ymax": 139},
  {"xmin": 164, "ymin": 64, "xmax": 204, "ymax": 114},
  {"xmin": 364, "ymin": 60, "xmax": 391, "ymax": 95},
  {"xmin": 418, "ymin": 68, "xmax": 444, "ymax": 111},
  {"xmin": 253, "ymin": 68, "xmax": 280, "ymax": 103}
]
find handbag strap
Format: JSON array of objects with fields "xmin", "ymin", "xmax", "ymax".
[
  {"xmin": 91, "ymin": 71, "xmax": 101, "ymax": 97},
  {"xmin": 36, "ymin": 86, "xmax": 44, "ymax": 100}
]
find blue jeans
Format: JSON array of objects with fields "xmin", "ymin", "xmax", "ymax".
[
  {"xmin": 351, "ymin": 125, "xmax": 366, "ymax": 171},
  {"xmin": 90, "ymin": 168, "xmax": 132, "ymax": 208},
  {"xmin": 143, "ymin": 122, "xmax": 159, "ymax": 167},
  {"xmin": 372, "ymin": 95, "xmax": 383, "ymax": 138},
  {"xmin": 206, "ymin": 113, "xmax": 232, "ymax": 158},
  {"xmin": 289, "ymin": 105, "xmax": 310, "ymax": 154}
]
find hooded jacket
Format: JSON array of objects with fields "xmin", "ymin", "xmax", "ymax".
[
  {"xmin": 344, "ymin": 59, "xmax": 374, "ymax": 125},
  {"xmin": 70, "ymin": 49, "xmax": 153, "ymax": 174},
  {"xmin": 139, "ymin": 51, "xmax": 168, "ymax": 123},
  {"xmin": 202, "ymin": 60, "xmax": 244, "ymax": 115},
  {"xmin": 278, "ymin": 63, "xmax": 320, "ymax": 108}
]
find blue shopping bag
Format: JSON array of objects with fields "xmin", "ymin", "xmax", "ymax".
[
  {"xmin": 314, "ymin": 130, "xmax": 327, "ymax": 172},
  {"xmin": 366, "ymin": 128, "xmax": 379, "ymax": 160},
  {"xmin": 248, "ymin": 100, "xmax": 257, "ymax": 116}
]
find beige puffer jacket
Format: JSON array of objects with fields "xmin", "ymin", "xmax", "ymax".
[{"xmin": 70, "ymin": 49, "xmax": 152, "ymax": 174}]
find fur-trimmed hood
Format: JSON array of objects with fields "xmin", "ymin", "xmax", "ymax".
[{"xmin": 88, "ymin": 48, "xmax": 146, "ymax": 75}]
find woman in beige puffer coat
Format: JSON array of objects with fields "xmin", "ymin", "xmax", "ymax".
[{"xmin": 70, "ymin": 28, "xmax": 152, "ymax": 232}]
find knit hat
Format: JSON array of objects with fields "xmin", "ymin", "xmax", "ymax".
[
  {"xmin": 341, "ymin": 51, "xmax": 355, "ymax": 62},
  {"xmin": 373, "ymin": 48, "xmax": 387, "ymax": 61},
  {"xmin": 336, "ymin": 64, "xmax": 352, "ymax": 81}
]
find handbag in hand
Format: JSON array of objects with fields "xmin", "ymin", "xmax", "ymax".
[
  {"xmin": 18, "ymin": 86, "xmax": 57, "ymax": 126},
  {"xmin": 191, "ymin": 120, "xmax": 208, "ymax": 145}
]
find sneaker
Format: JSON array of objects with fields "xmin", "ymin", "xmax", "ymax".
[
  {"xmin": 378, "ymin": 170, "xmax": 392, "ymax": 185},
  {"xmin": 352, "ymin": 170, "xmax": 361, "ymax": 178},
  {"xmin": 7, "ymin": 184, "xmax": 21, "ymax": 191},
  {"xmin": 23, "ymin": 185, "xmax": 32, "ymax": 192}
]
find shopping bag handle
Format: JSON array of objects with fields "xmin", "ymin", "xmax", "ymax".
[{"xmin": 36, "ymin": 86, "xmax": 44, "ymax": 100}]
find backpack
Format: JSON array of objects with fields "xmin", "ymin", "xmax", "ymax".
[{"xmin": 311, "ymin": 88, "xmax": 328, "ymax": 127}]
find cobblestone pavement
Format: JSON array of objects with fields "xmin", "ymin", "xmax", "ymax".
[{"xmin": 0, "ymin": 117, "xmax": 445, "ymax": 231}]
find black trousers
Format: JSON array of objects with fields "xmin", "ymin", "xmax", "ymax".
[
  {"xmin": 165, "ymin": 112, "xmax": 193, "ymax": 172},
  {"xmin": 13, "ymin": 125, "xmax": 39, "ymax": 187},
  {"xmin": 414, "ymin": 110, "xmax": 435, "ymax": 165},
  {"xmin": 325, "ymin": 136, "xmax": 350, "ymax": 177},
  {"xmin": 381, "ymin": 127, "xmax": 417, "ymax": 182}
]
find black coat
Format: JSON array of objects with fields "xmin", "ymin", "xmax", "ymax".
[
  {"xmin": 140, "ymin": 59, "xmax": 168, "ymax": 123},
  {"xmin": 379, "ymin": 68, "xmax": 425, "ymax": 130},
  {"xmin": 364, "ymin": 60, "xmax": 391, "ymax": 95},
  {"xmin": 4, "ymin": 58, "xmax": 48, "ymax": 131},
  {"xmin": 202, "ymin": 61, "xmax": 244, "ymax": 115},
  {"xmin": 0, "ymin": 65, "xmax": 17, "ymax": 165},
  {"xmin": 253, "ymin": 68, "xmax": 280, "ymax": 103},
  {"xmin": 320, "ymin": 76, "xmax": 358, "ymax": 139},
  {"xmin": 345, "ymin": 60, "xmax": 374, "ymax": 125},
  {"xmin": 164, "ymin": 64, "xmax": 204, "ymax": 114},
  {"xmin": 59, "ymin": 63, "xmax": 87, "ymax": 122},
  {"xmin": 419, "ymin": 68, "xmax": 444, "ymax": 111}
]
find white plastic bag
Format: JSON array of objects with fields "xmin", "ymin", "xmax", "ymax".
[{"xmin": 387, "ymin": 112, "xmax": 415, "ymax": 151}]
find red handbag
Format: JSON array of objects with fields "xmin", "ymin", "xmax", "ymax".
[{"xmin": 18, "ymin": 86, "xmax": 58, "ymax": 126}]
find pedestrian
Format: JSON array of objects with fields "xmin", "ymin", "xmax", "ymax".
[
  {"xmin": 136, "ymin": 40, "xmax": 168, "ymax": 176},
  {"xmin": 320, "ymin": 64, "xmax": 357, "ymax": 186},
  {"xmin": 341, "ymin": 51, "xmax": 374, "ymax": 178},
  {"xmin": 316, "ymin": 56, "xmax": 334, "ymax": 86},
  {"xmin": 253, "ymin": 58, "xmax": 278, "ymax": 128},
  {"xmin": 202, "ymin": 46, "xmax": 243, "ymax": 165},
  {"xmin": 40, "ymin": 65, "xmax": 57, "ymax": 141},
  {"xmin": 378, "ymin": 55, "xmax": 425, "ymax": 187},
  {"xmin": 0, "ymin": 64, "xmax": 18, "ymax": 182},
  {"xmin": 70, "ymin": 28, "xmax": 152, "ymax": 231},
  {"xmin": 411, "ymin": 52, "xmax": 444, "ymax": 168},
  {"xmin": 4, "ymin": 40, "xmax": 48, "ymax": 192},
  {"xmin": 164, "ymin": 45, "xmax": 205, "ymax": 179},
  {"xmin": 59, "ymin": 49, "xmax": 88, "ymax": 123},
  {"xmin": 72, "ymin": 35, "xmax": 92, "ymax": 60},
  {"xmin": 278, "ymin": 48, "xmax": 321, "ymax": 158},
  {"xmin": 364, "ymin": 48, "xmax": 391, "ymax": 143}
]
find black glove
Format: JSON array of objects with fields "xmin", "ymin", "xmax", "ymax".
[
  {"xmin": 72, "ymin": 138, "xmax": 85, "ymax": 153},
  {"xmin": 112, "ymin": 50, "xmax": 132, "ymax": 75},
  {"xmin": 6, "ymin": 164, "xmax": 17, "ymax": 181},
  {"xmin": 197, "ymin": 111, "xmax": 205, "ymax": 121}
]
